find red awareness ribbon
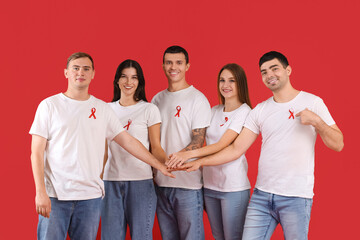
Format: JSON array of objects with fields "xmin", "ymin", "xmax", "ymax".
[
  {"xmin": 288, "ymin": 109, "xmax": 295, "ymax": 119},
  {"xmin": 89, "ymin": 108, "xmax": 96, "ymax": 119},
  {"xmin": 123, "ymin": 119, "xmax": 132, "ymax": 130},
  {"xmin": 174, "ymin": 106, "xmax": 181, "ymax": 117},
  {"xmin": 220, "ymin": 117, "xmax": 228, "ymax": 127}
]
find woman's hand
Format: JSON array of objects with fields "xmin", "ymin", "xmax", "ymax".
[{"xmin": 167, "ymin": 151, "xmax": 192, "ymax": 169}]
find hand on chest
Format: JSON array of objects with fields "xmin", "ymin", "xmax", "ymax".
[{"xmin": 261, "ymin": 106, "xmax": 314, "ymax": 136}]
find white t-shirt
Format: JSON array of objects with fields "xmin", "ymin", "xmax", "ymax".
[
  {"xmin": 29, "ymin": 93, "xmax": 124, "ymax": 200},
  {"xmin": 244, "ymin": 91, "xmax": 335, "ymax": 198},
  {"xmin": 152, "ymin": 85, "xmax": 211, "ymax": 189},
  {"xmin": 204, "ymin": 104, "xmax": 251, "ymax": 192},
  {"xmin": 103, "ymin": 100, "xmax": 161, "ymax": 181}
]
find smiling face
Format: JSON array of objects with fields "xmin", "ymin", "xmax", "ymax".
[
  {"xmin": 219, "ymin": 69, "xmax": 238, "ymax": 101},
  {"xmin": 118, "ymin": 67, "xmax": 139, "ymax": 98},
  {"xmin": 64, "ymin": 57, "xmax": 95, "ymax": 91},
  {"xmin": 162, "ymin": 53, "xmax": 190, "ymax": 84},
  {"xmin": 260, "ymin": 58, "xmax": 291, "ymax": 92}
]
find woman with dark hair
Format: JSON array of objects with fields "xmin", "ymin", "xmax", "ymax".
[
  {"xmin": 101, "ymin": 59, "xmax": 166, "ymax": 240},
  {"xmin": 168, "ymin": 63, "xmax": 252, "ymax": 239}
]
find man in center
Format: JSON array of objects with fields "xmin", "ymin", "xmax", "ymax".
[{"xmin": 152, "ymin": 45, "xmax": 211, "ymax": 240}]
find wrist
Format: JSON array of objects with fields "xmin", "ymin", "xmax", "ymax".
[
  {"xmin": 186, "ymin": 150, "xmax": 195, "ymax": 159},
  {"xmin": 198, "ymin": 158, "xmax": 205, "ymax": 167},
  {"xmin": 36, "ymin": 189, "xmax": 48, "ymax": 196}
]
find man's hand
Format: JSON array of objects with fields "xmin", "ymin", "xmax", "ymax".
[
  {"xmin": 167, "ymin": 151, "xmax": 191, "ymax": 169},
  {"xmin": 296, "ymin": 108, "xmax": 344, "ymax": 152},
  {"xmin": 181, "ymin": 159, "xmax": 202, "ymax": 172},
  {"xmin": 158, "ymin": 163, "xmax": 176, "ymax": 178},
  {"xmin": 35, "ymin": 191, "xmax": 51, "ymax": 218},
  {"xmin": 296, "ymin": 108, "xmax": 321, "ymax": 127}
]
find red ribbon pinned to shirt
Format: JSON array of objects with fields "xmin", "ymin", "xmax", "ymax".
[
  {"xmin": 174, "ymin": 106, "xmax": 181, "ymax": 117},
  {"xmin": 123, "ymin": 119, "xmax": 132, "ymax": 130},
  {"xmin": 89, "ymin": 108, "xmax": 96, "ymax": 119},
  {"xmin": 288, "ymin": 109, "xmax": 294, "ymax": 119},
  {"xmin": 220, "ymin": 117, "xmax": 228, "ymax": 127}
]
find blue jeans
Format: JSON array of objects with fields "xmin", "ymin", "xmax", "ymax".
[
  {"xmin": 101, "ymin": 179, "xmax": 157, "ymax": 240},
  {"xmin": 242, "ymin": 189, "xmax": 313, "ymax": 240},
  {"xmin": 204, "ymin": 188, "xmax": 250, "ymax": 240},
  {"xmin": 37, "ymin": 197, "xmax": 101, "ymax": 240},
  {"xmin": 155, "ymin": 186, "xmax": 205, "ymax": 240}
]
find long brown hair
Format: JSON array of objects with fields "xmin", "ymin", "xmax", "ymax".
[{"xmin": 217, "ymin": 63, "xmax": 252, "ymax": 108}]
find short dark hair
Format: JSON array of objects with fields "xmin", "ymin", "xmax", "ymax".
[
  {"xmin": 259, "ymin": 51, "xmax": 289, "ymax": 68},
  {"xmin": 66, "ymin": 52, "xmax": 94, "ymax": 69},
  {"xmin": 163, "ymin": 45, "xmax": 189, "ymax": 64},
  {"xmin": 217, "ymin": 63, "xmax": 252, "ymax": 108},
  {"xmin": 112, "ymin": 59, "xmax": 147, "ymax": 103}
]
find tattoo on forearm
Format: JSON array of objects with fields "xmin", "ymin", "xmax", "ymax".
[{"xmin": 184, "ymin": 128, "xmax": 206, "ymax": 151}]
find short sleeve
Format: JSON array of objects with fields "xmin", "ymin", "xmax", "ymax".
[
  {"xmin": 105, "ymin": 104, "xmax": 125, "ymax": 140},
  {"xmin": 29, "ymin": 100, "xmax": 50, "ymax": 139},
  {"xmin": 313, "ymin": 98, "xmax": 335, "ymax": 126},
  {"xmin": 228, "ymin": 105, "xmax": 251, "ymax": 134},
  {"xmin": 191, "ymin": 96, "xmax": 211, "ymax": 130},
  {"xmin": 146, "ymin": 103, "xmax": 162, "ymax": 127},
  {"xmin": 244, "ymin": 106, "xmax": 261, "ymax": 135}
]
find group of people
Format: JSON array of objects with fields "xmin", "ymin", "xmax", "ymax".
[{"xmin": 30, "ymin": 45, "xmax": 344, "ymax": 240}]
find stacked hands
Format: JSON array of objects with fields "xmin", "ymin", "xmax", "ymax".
[
  {"xmin": 165, "ymin": 152, "xmax": 201, "ymax": 173},
  {"xmin": 162, "ymin": 108, "xmax": 325, "ymax": 176}
]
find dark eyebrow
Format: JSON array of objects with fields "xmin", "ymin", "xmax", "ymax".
[
  {"xmin": 72, "ymin": 65, "xmax": 91, "ymax": 68},
  {"xmin": 261, "ymin": 64, "xmax": 280, "ymax": 72},
  {"xmin": 269, "ymin": 64, "xmax": 280, "ymax": 69}
]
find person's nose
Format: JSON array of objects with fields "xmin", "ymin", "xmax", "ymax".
[{"xmin": 78, "ymin": 67, "xmax": 85, "ymax": 75}]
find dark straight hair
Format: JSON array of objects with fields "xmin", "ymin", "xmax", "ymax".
[
  {"xmin": 112, "ymin": 59, "xmax": 147, "ymax": 102},
  {"xmin": 259, "ymin": 51, "xmax": 289, "ymax": 68},
  {"xmin": 163, "ymin": 45, "xmax": 189, "ymax": 64}
]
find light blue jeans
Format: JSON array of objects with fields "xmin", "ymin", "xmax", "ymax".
[
  {"xmin": 155, "ymin": 186, "xmax": 205, "ymax": 240},
  {"xmin": 37, "ymin": 197, "xmax": 101, "ymax": 240},
  {"xmin": 204, "ymin": 188, "xmax": 250, "ymax": 240},
  {"xmin": 242, "ymin": 189, "xmax": 313, "ymax": 240},
  {"xmin": 101, "ymin": 179, "xmax": 157, "ymax": 240}
]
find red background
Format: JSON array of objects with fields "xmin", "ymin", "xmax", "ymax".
[{"xmin": 1, "ymin": 0, "xmax": 358, "ymax": 239}]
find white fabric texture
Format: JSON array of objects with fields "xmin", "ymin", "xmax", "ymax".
[
  {"xmin": 152, "ymin": 86, "xmax": 211, "ymax": 189},
  {"xmin": 103, "ymin": 100, "xmax": 161, "ymax": 181},
  {"xmin": 204, "ymin": 104, "xmax": 252, "ymax": 192},
  {"xmin": 244, "ymin": 91, "xmax": 335, "ymax": 198},
  {"xmin": 29, "ymin": 93, "xmax": 124, "ymax": 200}
]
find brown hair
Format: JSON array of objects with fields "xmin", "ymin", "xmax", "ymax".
[
  {"xmin": 217, "ymin": 63, "xmax": 252, "ymax": 108},
  {"xmin": 66, "ymin": 52, "xmax": 94, "ymax": 69}
]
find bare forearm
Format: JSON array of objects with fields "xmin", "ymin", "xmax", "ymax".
[
  {"xmin": 189, "ymin": 130, "xmax": 238, "ymax": 158},
  {"xmin": 195, "ymin": 128, "xmax": 257, "ymax": 167},
  {"xmin": 200, "ymin": 144, "xmax": 243, "ymax": 166},
  {"xmin": 151, "ymin": 146, "xmax": 168, "ymax": 164},
  {"xmin": 183, "ymin": 128, "xmax": 206, "ymax": 151},
  {"xmin": 188, "ymin": 142, "xmax": 228, "ymax": 159},
  {"xmin": 115, "ymin": 133, "xmax": 164, "ymax": 170},
  {"xmin": 315, "ymin": 122, "xmax": 344, "ymax": 152},
  {"xmin": 100, "ymin": 141, "xmax": 108, "ymax": 179},
  {"xmin": 31, "ymin": 153, "xmax": 47, "ymax": 194},
  {"xmin": 296, "ymin": 109, "xmax": 344, "ymax": 152}
]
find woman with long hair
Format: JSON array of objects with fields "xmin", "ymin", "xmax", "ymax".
[
  {"xmin": 168, "ymin": 63, "xmax": 252, "ymax": 239},
  {"xmin": 101, "ymin": 59, "xmax": 167, "ymax": 240}
]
